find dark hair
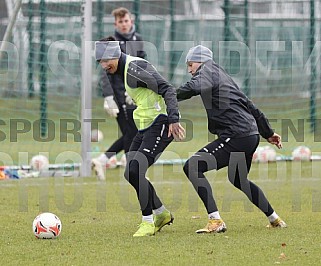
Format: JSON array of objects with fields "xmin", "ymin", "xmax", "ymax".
[
  {"xmin": 112, "ymin": 7, "xmax": 131, "ymax": 19},
  {"xmin": 99, "ymin": 36, "xmax": 116, "ymax": 42}
]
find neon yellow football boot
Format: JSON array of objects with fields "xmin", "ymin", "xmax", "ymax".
[
  {"xmin": 133, "ymin": 222, "xmax": 155, "ymax": 237},
  {"xmin": 154, "ymin": 210, "xmax": 174, "ymax": 232}
]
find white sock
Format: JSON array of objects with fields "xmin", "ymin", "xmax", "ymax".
[
  {"xmin": 142, "ymin": 215, "xmax": 154, "ymax": 224},
  {"xmin": 98, "ymin": 153, "xmax": 108, "ymax": 164},
  {"xmin": 268, "ymin": 212, "xmax": 279, "ymax": 223},
  {"xmin": 153, "ymin": 205, "xmax": 166, "ymax": 215},
  {"xmin": 208, "ymin": 211, "xmax": 221, "ymax": 220}
]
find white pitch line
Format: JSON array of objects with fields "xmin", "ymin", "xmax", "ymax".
[{"xmin": 1, "ymin": 178, "xmax": 321, "ymax": 187}]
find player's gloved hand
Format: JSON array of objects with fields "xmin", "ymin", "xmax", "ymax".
[
  {"xmin": 124, "ymin": 92, "xmax": 134, "ymax": 105},
  {"xmin": 104, "ymin": 96, "xmax": 119, "ymax": 118}
]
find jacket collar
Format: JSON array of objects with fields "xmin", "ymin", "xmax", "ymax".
[
  {"xmin": 115, "ymin": 52, "xmax": 127, "ymax": 78},
  {"xmin": 115, "ymin": 25, "xmax": 136, "ymax": 41}
]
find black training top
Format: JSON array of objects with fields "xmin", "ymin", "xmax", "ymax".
[{"xmin": 177, "ymin": 60, "xmax": 274, "ymax": 139}]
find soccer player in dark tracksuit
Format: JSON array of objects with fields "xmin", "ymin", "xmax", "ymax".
[
  {"xmin": 95, "ymin": 40, "xmax": 185, "ymax": 237},
  {"xmin": 92, "ymin": 7, "xmax": 146, "ymax": 181},
  {"xmin": 177, "ymin": 45, "xmax": 287, "ymax": 233}
]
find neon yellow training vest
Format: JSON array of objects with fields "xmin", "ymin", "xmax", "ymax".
[{"xmin": 124, "ymin": 56, "xmax": 167, "ymax": 130}]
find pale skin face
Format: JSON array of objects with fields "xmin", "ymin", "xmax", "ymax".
[
  {"xmin": 187, "ymin": 61, "xmax": 202, "ymax": 76},
  {"xmin": 114, "ymin": 14, "xmax": 133, "ymax": 34},
  {"xmin": 100, "ymin": 59, "xmax": 119, "ymax": 74}
]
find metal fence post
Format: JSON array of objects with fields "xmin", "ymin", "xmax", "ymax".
[
  {"xmin": 27, "ymin": 0, "xmax": 34, "ymax": 98},
  {"xmin": 244, "ymin": 0, "xmax": 251, "ymax": 97},
  {"xmin": 310, "ymin": 0, "xmax": 316, "ymax": 133},
  {"xmin": 133, "ymin": 0, "xmax": 141, "ymax": 33},
  {"xmin": 39, "ymin": 0, "xmax": 47, "ymax": 137}
]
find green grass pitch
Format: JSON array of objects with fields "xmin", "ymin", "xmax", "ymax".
[
  {"xmin": 1, "ymin": 96, "xmax": 321, "ymax": 265},
  {"xmin": 1, "ymin": 162, "xmax": 321, "ymax": 265}
]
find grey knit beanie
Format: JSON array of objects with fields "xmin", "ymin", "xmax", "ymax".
[
  {"xmin": 95, "ymin": 41, "xmax": 121, "ymax": 61},
  {"xmin": 185, "ymin": 45, "xmax": 213, "ymax": 63}
]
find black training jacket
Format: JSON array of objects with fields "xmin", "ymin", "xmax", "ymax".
[
  {"xmin": 115, "ymin": 53, "xmax": 180, "ymax": 125},
  {"xmin": 176, "ymin": 60, "xmax": 274, "ymax": 139}
]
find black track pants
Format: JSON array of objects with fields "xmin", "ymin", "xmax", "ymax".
[
  {"xmin": 124, "ymin": 116, "xmax": 173, "ymax": 216},
  {"xmin": 183, "ymin": 134, "xmax": 274, "ymax": 216}
]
